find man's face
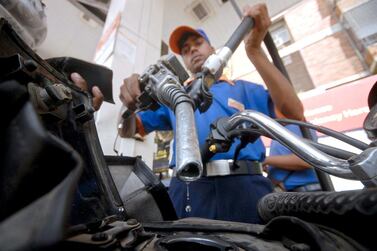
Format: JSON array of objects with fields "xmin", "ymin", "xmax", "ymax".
[{"xmin": 180, "ymin": 35, "xmax": 214, "ymax": 74}]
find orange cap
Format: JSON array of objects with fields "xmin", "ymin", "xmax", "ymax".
[{"xmin": 169, "ymin": 26, "xmax": 210, "ymax": 54}]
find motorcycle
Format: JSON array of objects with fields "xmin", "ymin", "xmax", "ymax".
[{"xmin": 0, "ymin": 2, "xmax": 377, "ymax": 250}]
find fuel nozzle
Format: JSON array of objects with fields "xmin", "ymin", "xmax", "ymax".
[
  {"xmin": 120, "ymin": 54, "xmax": 204, "ymax": 182},
  {"xmin": 202, "ymin": 16, "xmax": 254, "ymax": 80},
  {"xmin": 193, "ymin": 16, "xmax": 255, "ymax": 113}
]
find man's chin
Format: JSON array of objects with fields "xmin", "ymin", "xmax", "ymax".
[{"xmin": 192, "ymin": 61, "xmax": 204, "ymax": 73}]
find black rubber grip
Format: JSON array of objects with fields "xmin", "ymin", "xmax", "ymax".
[
  {"xmin": 224, "ymin": 16, "xmax": 254, "ymax": 53},
  {"xmin": 258, "ymin": 189, "xmax": 377, "ymax": 248},
  {"xmin": 258, "ymin": 189, "xmax": 377, "ymax": 223}
]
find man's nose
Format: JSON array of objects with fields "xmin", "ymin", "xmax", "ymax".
[{"xmin": 189, "ymin": 45, "xmax": 198, "ymax": 55}]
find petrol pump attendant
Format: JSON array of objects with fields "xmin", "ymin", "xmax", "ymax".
[
  {"xmin": 264, "ymin": 124, "xmax": 321, "ymax": 192},
  {"xmin": 119, "ymin": 4, "xmax": 304, "ymax": 223}
]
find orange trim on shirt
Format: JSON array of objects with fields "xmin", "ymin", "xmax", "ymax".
[
  {"xmin": 135, "ymin": 114, "xmax": 146, "ymax": 137},
  {"xmin": 184, "ymin": 75, "xmax": 235, "ymax": 86},
  {"xmin": 218, "ymin": 75, "xmax": 235, "ymax": 85}
]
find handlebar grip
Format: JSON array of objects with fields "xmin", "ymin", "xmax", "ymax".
[{"xmin": 224, "ymin": 16, "xmax": 254, "ymax": 53}]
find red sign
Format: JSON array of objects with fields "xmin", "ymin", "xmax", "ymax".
[
  {"xmin": 301, "ymin": 75, "xmax": 377, "ymax": 132},
  {"xmin": 262, "ymin": 75, "xmax": 377, "ymax": 147}
]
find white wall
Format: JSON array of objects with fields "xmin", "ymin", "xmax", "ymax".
[
  {"xmin": 36, "ymin": 0, "xmax": 102, "ymax": 61},
  {"xmin": 162, "ymin": 0, "xmax": 303, "ymax": 50},
  {"xmin": 94, "ymin": 0, "xmax": 165, "ymax": 167}
]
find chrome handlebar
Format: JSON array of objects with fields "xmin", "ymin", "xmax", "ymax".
[{"xmin": 225, "ymin": 110, "xmax": 377, "ymax": 187}]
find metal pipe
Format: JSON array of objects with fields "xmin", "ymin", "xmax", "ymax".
[
  {"xmin": 175, "ymin": 102, "xmax": 203, "ymax": 182},
  {"xmin": 226, "ymin": 110, "xmax": 357, "ymax": 179},
  {"xmin": 300, "ymin": 125, "xmax": 335, "ymax": 191}
]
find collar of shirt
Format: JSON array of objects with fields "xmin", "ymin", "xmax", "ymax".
[{"xmin": 184, "ymin": 75, "xmax": 235, "ymax": 87}]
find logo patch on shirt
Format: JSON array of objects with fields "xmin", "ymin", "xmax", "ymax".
[{"xmin": 228, "ymin": 98, "xmax": 245, "ymax": 111}]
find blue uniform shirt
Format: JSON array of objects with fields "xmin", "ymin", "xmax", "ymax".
[
  {"xmin": 268, "ymin": 124, "xmax": 319, "ymax": 191},
  {"xmin": 137, "ymin": 79, "xmax": 274, "ymax": 224},
  {"xmin": 138, "ymin": 79, "xmax": 275, "ymax": 165}
]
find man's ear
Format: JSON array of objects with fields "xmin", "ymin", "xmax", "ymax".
[{"xmin": 210, "ymin": 46, "xmax": 216, "ymax": 53}]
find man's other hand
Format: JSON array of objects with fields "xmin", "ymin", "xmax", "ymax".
[
  {"xmin": 243, "ymin": 3, "xmax": 271, "ymax": 57},
  {"xmin": 70, "ymin": 72, "xmax": 104, "ymax": 111}
]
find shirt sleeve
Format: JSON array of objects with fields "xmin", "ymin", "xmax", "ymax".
[
  {"xmin": 242, "ymin": 80, "xmax": 276, "ymax": 118},
  {"xmin": 137, "ymin": 105, "xmax": 172, "ymax": 134}
]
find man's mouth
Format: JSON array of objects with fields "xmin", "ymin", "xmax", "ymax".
[{"xmin": 191, "ymin": 55, "xmax": 202, "ymax": 64}]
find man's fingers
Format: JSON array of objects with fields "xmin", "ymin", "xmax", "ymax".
[
  {"xmin": 120, "ymin": 73, "xmax": 141, "ymax": 110},
  {"xmin": 70, "ymin": 72, "xmax": 88, "ymax": 91},
  {"xmin": 243, "ymin": 3, "xmax": 270, "ymax": 30},
  {"xmin": 120, "ymin": 85, "xmax": 137, "ymax": 111},
  {"xmin": 92, "ymin": 86, "xmax": 103, "ymax": 97},
  {"xmin": 125, "ymin": 73, "xmax": 141, "ymax": 100},
  {"xmin": 92, "ymin": 86, "xmax": 104, "ymax": 111},
  {"xmin": 249, "ymin": 9, "xmax": 263, "ymax": 30},
  {"xmin": 71, "ymin": 73, "xmax": 103, "ymax": 111}
]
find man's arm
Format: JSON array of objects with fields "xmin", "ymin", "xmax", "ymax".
[
  {"xmin": 264, "ymin": 154, "xmax": 312, "ymax": 171},
  {"xmin": 248, "ymin": 49, "xmax": 304, "ymax": 120},
  {"xmin": 243, "ymin": 4, "xmax": 304, "ymax": 121}
]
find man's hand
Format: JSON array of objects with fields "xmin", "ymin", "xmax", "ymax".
[
  {"xmin": 117, "ymin": 73, "xmax": 142, "ymax": 138},
  {"xmin": 243, "ymin": 3, "xmax": 271, "ymax": 57},
  {"xmin": 262, "ymin": 161, "xmax": 269, "ymax": 173},
  {"xmin": 70, "ymin": 72, "xmax": 104, "ymax": 111},
  {"xmin": 119, "ymin": 73, "xmax": 141, "ymax": 112}
]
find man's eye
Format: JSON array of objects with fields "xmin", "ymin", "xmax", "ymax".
[
  {"xmin": 196, "ymin": 38, "xmax": 204, "ymax": 46},
  {"xmin": 181, "ymin": 47, "xmax": 189, "ymax": 55}
]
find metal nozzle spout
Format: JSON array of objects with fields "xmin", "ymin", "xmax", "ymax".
[
  {"xmin": 174, "ymin": 102, "xmax": 203, "ymax": 182},
  {"xmin": 176, "ymin": 161, "xmax": 203, "ymax": 182}
]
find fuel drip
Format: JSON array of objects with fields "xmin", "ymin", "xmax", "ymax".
[{"xmin": 185, "ymin": 182, "xmax": 192, "ymax": 213}]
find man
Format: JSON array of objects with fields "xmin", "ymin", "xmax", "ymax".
[
  {"xmin": 119, "ymin": 4, "xmax": 304, "ymax": 223},
  {"xmin": 264, "ymin": 124, "xmax": 321, "ymax": 192}
]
